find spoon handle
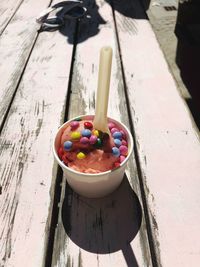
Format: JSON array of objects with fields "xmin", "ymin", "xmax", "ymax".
[{"xmin": 93, "ymin": 46, "xmax": 113, "ymax": 133}]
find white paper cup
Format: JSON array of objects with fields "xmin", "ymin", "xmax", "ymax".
[{"xmin": 53, "ymin": 115, "xmax": 133, "ymax": 198}]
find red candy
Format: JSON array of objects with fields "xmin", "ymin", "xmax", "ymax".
[{"xmin": 84, "ymin": 121, "xmax": 93, "ymax": 129}]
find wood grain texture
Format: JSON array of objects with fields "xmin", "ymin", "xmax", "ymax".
[
  {"xmin": 114, "ymin": 0, "xmax": 200, "ymax": 266},
  {"xmin": 0, "ymin": 0, "xmax": 23, "ymax": 34},
  {"xmin": 51, "ymin": 1, "xmax": 152, "ymax": 266},
  {"xmin": 0, "ymin": 0, "xmax": 51, "ymax": 128},
  {"xmin": 0, "ymin": 2, "xmax": 74, "ymax": 266}
]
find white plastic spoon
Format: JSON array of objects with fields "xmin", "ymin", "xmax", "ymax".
[{"xmin": 93, "ymin": 46, "xmax": 113, "ymax": 134}]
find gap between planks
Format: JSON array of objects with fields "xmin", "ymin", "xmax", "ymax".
[
  {"xmin": 111, "ymin": 1, "xmax": 159, "ymax": 266},
  {"xmin": 0, "ymin": 1, "xmax": 74, "ymax": 266},
  {"xmin": 44, "ymin": 19, "xmax": 79, "ymax": 267},
  {"xmin": 0, "ymin": 0, "xmax": 53, "ymax": 130},
  {"xmin": 0, "ymin": 0, "xmax": 24, "ymax": 35}
]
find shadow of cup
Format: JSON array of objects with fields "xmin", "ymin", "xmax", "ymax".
[{"xmin": 62, "ymin": 175, "xmax": 142, "ymax": 257}]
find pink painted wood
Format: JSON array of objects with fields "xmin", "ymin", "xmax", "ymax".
[
  {"xmin": 114, "ymin": 0, "xmax": 200, "ymax": 266},
  {"xmin": 0, "ymin": 0, "xmax": 51, "ymax": 126},
  {"xmin": 51, "ymin": 1, "xmax": 152, "ymax": 266},
  {"xmin": 0, "ymin": 0, "xmax": 23, "ymax": 34},
  {"xmin": 0, "ymin": 0, "xmax": 74, "ymax": 266},
  {"xmin": 2, "ymin": 0, "xmax": 200, "ymax": 266}
]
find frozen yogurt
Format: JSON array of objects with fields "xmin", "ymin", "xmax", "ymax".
[{"xmin": 57, "ymin": 116, "xmax": 129, "ymax": 174}]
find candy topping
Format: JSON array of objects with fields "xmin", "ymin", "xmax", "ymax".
[
  {"xmin": 112, "ymin": 147, "xmax": 120, "ymax": 157},
  {"xmin": 121, "ymin": 139, "xmax": 127, "ymax": 146},
  {"xmin": 94, "ymin": 138, "xmax": 102, "ymax": 148},
  {"xmin": 113, "ymin": 131, "xmax": 122, "ymax": 140},
  {"xmin": 92, "ymin": 129, "xmax": 99, "ymax": 137},
  {"xmin": 89, "ymin": 135, "xmax": 97, "ymax": 144},
  {"xmin": 84, "ymin": 121, "xmax": 93, "ymax": 129},
  {"xmin": 70, "ymin": 121, "xmax": 79, "ymax": 130},
  {"xmin": 119, "ymin": 145, "xmax": 128, "ymax": 156},
  {"xmin": 71, "ymin": 131, "xmax": 81, "ymax": 140},
  {"xmin": 120, "ymin": 130, "xmax": 126, "ymax": 139},
  {"xmin": 114, "ymin": 139, "xmax": 122, "ymax": 147},
  {"xmin": 74, "ymin": 117, "xmax": 82, "ymax": 121},
  {"xmin": 108, "ymin": 122, "xmax": 115, "ymax": 130},
  {"xmin": 64, "ymin": 141, "xmax": 73, "ymax": 151},
  {"xmin": 81, "ymin": 129, "xmax": 92, "ymax": 138},
  {"xmin": 80, "ymin": 137, "xmax": 89, "ymax": 144},
  {"xmin": 77, "ymin": 152, "xmax": 86, "ymax": 159},
  {"xmin": 120, "ymin": 155, "xmax": 126, "ymax": 163},
  {"xmin": 111, "ymin": 128, "xmax": 119, "ymax": 134},
  {"xmin": 59, "ymin": 119, "xmax": 130, "ymax": 171}
]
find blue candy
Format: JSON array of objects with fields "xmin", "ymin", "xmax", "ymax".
[
  {"xmin": 112, "ymin": 147, "xmax": 120, "ymax": 157},
  {"xmin": 64, "ymin": 141, "xmax": 73, "ymax": 151},
  {"xmin": 114, "ymin": 139, "xmax": 122, "ymax": 147},
  {"xmin": 81, "ymin": 129, "xmax": 91, "ymax": 137},
  {"xmin": 113, "ymin": 131, "xmax": 122, "ymax": 140}
]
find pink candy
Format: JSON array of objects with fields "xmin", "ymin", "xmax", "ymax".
[
  {"xmin": 120, "ymin": 130, "xmax": 126, "ymax": 139},
  {"xmin": 80, "ymin": 137, "xmax": 89, "ymax": 144},
  {"xmin": 108, "ymin": 122, "xmax": 115, "ymax": 130},
  {"xmin": 108, "ymin": 122, "xmax": 128, "ymax": 158},
  {"xmin": 111, "ymin": 127, "xmax": 119, "ymax": 134},
  {"xmin": 120, "ymin": 155, "xmax": 126, "ymax": 163},
  {"xmin": 119, "ymin": 145, "xmax": 128, "ymax": 156},
  {"xmin": 121, "ymin": 139, "xmax": 127, "ymax": 146},
  {"xmin": 89, "ymin": 135, "xmax": 97, "ymax": 144},
  {"xmin": 70, "ymin": 121, "xmax": 79, "ymax": 130}
]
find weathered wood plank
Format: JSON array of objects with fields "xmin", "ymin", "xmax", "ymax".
[
  {"xmin": 0, "ymin": 2, "xmax": 75, "ymax": 266},
  {"xmin": 52, "ymin": 1, "xmax": 152, "ymax": 266},
  {"xmin": 0, "ymin": 0, "xmax": 51, "ymax": 128},
  {"xmin": 0, "ymin": 0, "xmax": 23, "ymax": 34},
  {"xmin": 114, "ymin": 0, "xmax": 200, "ymax": 266}
]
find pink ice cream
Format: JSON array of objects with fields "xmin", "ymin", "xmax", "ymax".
[{"xmin": 57, "ymin": 117, "xmax": 129, "ymax": 174}]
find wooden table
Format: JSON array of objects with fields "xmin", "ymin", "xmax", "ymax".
[{"xmin": 1, "ymin": 0, "xmax": 200, "ymax": 266}]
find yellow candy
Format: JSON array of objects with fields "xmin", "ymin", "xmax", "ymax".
[
  {"xmin": 93, "ymin": 129, "xmax": 99, "ymax": 137},
  {"xmin": 77, "ymin": 152, "xmax": 86, "ymax": 159},
  {"xmin": 71, "ymin": 131, "xmax": 81, "ymax": 140}
]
